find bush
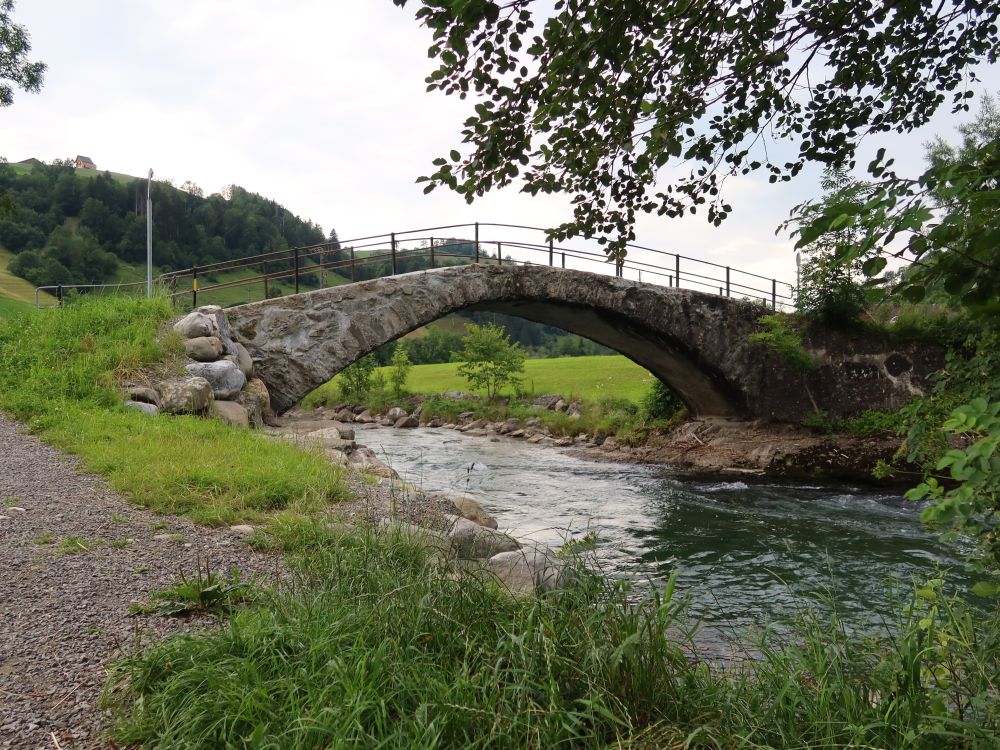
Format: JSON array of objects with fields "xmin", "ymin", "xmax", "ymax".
[
  {"xmin": 641, "ymin": 379, "xmax": 682, "ymax": 421},
  {"xmin": 748, "ymin": 314, "xmax": 816, "ymax": 372}
]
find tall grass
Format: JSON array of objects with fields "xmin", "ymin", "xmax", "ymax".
[
  {"xmin": 107, "ymin": 520, "xmax": 1000, "ymax": 749},
  {"xmin": 0, "ymin": 294, "xmax": 347, "ymax": 525}
]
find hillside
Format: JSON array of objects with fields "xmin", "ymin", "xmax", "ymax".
[{"xmin": 0, "ymin": 159, "xmax": 332, "ymax": 292}]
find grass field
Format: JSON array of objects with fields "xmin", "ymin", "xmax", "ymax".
[
  {"xmin": 313, "ymin": 354, "xmax": 655, "ymax": 404},
  {"xmin": 0, "ymin": 247, "xmax": 56, "ymax": 314},
  {"xmin": 418, "ymin": 355, "xmax": 654, "ymax": 401}
]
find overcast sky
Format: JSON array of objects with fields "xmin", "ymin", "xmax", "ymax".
[{"xmin": 4, "ymin": 1, "xmax": 998, "ymax": 291}]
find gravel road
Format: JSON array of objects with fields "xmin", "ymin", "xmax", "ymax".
[{"xmin": 0, "ymin": 414, "xmax": 284, "ymax": 749}]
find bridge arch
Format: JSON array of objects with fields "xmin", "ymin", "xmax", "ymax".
[{"xmin": 227, "ymin": 264, "xmax": 772, "ymax": 416}]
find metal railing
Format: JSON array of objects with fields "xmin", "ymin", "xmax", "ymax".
[
  {"xmin": 157, "ymin": 222, "xmax": 796, "ymax": 311},
  {"xmin": 33, "ymin": 222, "xmax": 796, "ymax": 311},
  {"xmin": 34, "ymin": 280, "xmax": 150, "ymax": 308}
]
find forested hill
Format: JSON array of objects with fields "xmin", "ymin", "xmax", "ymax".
[{"xmin": 0, "ymin": 160, "xmax": 328, "ymax": 286}]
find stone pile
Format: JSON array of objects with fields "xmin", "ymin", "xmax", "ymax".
[{"xmin": 122, "ymin": 305, "xmax": 273, "ymax": 429}]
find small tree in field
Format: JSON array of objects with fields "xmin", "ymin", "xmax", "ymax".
[
  {"xmin": 339, "ymin": 354, "xmax": 378, "ymax": 402},
  {"xmin": 457, "ymin": 323, "xmax": 525, "ymax": 400},
  {"xmin": 389, "ymin": 343, "xmax": 412, "ymax": 399}
]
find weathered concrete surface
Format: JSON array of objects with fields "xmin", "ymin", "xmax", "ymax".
[{"xmin": 227, "ymin": 265, "xmax": 940, "ymax": 421}]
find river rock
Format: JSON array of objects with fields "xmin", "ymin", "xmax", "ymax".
[
  {"xmin": 447, "ymin": 516, "xmax": 518, "ymax": 558},
  {"xmin": 566, "ymin": 401, "xmax": 582, "ymax": 418},
  {"xmin": 323, "ymin": 448, "xmax": 351, "ymax": 467},
  {"xmin": 459, "ymin": 419, "xmax": 486, "ymax": 432},
  {"xmin": 498, "ymin": 418, "xmax": 522, "ymax": 434},
  {"xmin": 457, "ymin": 411, "xmax": 476, "ymax": 423},
  {"xmin": 123, "ymin": 384, "xmax": 159, "ymax": 406},
  {"xmin": 232, "ymin": 342, "xmax": 254, "ymax": 378},
  {"xmin": 426, "ymin": 418, "xmax": 443, "ymax": 428},
  {"xmin": 243, "ymin": 377, "xmax": 274, "ymax": 424},
  {"xmin": 487, "ymin": 544, "xmax": 565, "ymax": 593},
  {"xmin": 211, "ymin": 400, "xmax": 250, "ymax": 428},
  {"xmin": 185, "ymin": 360, "xmax": 246, "ymax": 400},
  {"xmin": 601, "ymin": 436, "xmax": 619, "ymax": 452},
  {"xmin": 441, "ymin": 494, "xmax": 497, "ymax": 530},
  {"xmin": 335, "ymin": 408, "xmax": 356, "ymax": 422},
  {"xmin": 172, "ymin": 311, "xmax": 217, "ymax": 339},
  {"xmin": 554, "ymin": 399, "xmax": 569, "ymax": 413},
  {"xmin": 355, "ymin": 410, "xmax": 375, "ymax": 423},
  {"xmin": 196, "ymin": 305, "xmax": 239, "ymax": 355},
  {"xmin": 349, "ymin": 446, "xmax": 398, "ymax": 478},
  {"xmin": 124, "ymin": 400, "xmax": 158, "ymax": 416},
  {"xmin": 525, "ymin": 417, "xmax": 541, "ymax": 427},
  {"xmin": 333, "ymin": 422, "xmax": 355, "ymax": 440},
  {"xmin": 183, "ymin": 336, "xmax": 224, "ymax": 362},
  {"xmin": 157, "ymin": 376, "xmax": 213, "ymax": 414},
  {"xmin": 386, "ymin": 407, "xmax": 408, "ymax": 422},
  {"xmin": 394, "ymin": 416, "xmax": 419, "ymax": 428},
  {"xmin": 533, "ymin": 394, "xmax": 564, "ymax": 410}
]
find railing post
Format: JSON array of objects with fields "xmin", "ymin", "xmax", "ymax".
[
  {"xmin": 675, "ymin": 254, "xmax": 680, "ymax": 289},
  {"xmin": 57, "ymin": 284, "xmax": 63, "ymax": 307},
  {"xmin": 561, "ymin": 252, "xmax": 566, "ymax": 268},
  {"xmin": 430, "ymin": 237, "xmax": 435, "ymax": 269},
  {"xmin": 350, "ymin": 246, "xmax": 356, "ymax": 282},
  {"xmin": 497, "ymin": 242, "xmax": 502, "ymax": 266},
  {"xmin": 192, "ymin": 267, "xmax": 198, "ymax": 308},
  {"xmin": 771, "ymin": 279, "xmax": 777, "ymax": 310},
  {"xmin": 474, "ymin": 222, "xmax": 480, "ymax": 264},
  {"xmin": 294, "ymin": 247, "xmax": 300, "ymax": 294},
  {"xmin": 725, "ymin": 266, "xmax": 730, "ymax": 297},
  {"xmin": 548, "ymin": 237, "xmax": 553, "ymax": 266},
  {"xmin": 263, "ymin": 260, "xmax": 269, "ymax": 299},
  {"xmin": 391, "ymin": 232, "xmax": 397, "ymax": 275}
]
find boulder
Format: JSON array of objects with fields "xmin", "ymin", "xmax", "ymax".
[
  {"xmin": 172, "ymin": 311, "xmax": 217, "ymax": 339},
  {"xmin": 411, "ymin": 404, "xmax": 423, "ymax": 418},
  {"xmin": 237, "ymin": 389, "xmax": 265, "ymax": 429},
  {"xmin": 196, "ymin": 305, "xmax": 238, "ymax": 355},
  {"xmin": 459, "ymin": 419, "xmax": 486, "ymax": 432},
  {"xmin": 211, "ymin": 400, "xmax": 250, "ymax": 428},
  {"xmin": 233, "ymin": 342, "xmax": 254, "ymax": 378},
  {"xmin": 355, "ymin": 410, "xmax": 375, "ymax": 423},
  {"xmin": 394, "ymin": 416, "xmax": 419, "ymax": 428},
  {"xmin": 386, "ymin": 406, "xmax": 408, "ymax": 422},
  {"xmin": 533, "ymin": 394, "xmax": 565, "ymax": 410},
  {"xmin": 124, "ymin": 384, "xmax": 159, "ymax": 406},
  {"xmin": 332, "ymin": 422, "xmax": 355, "ymax": 440},
  {"xmin": 525, "ymin": 417, "xmax": 541, "ymax": 427},
  {"xmin": 554, "ymin": 399, "xmax": 569, "ymax": 412},
  {"xmin": 487, "ymin": 544, "xmax": 566, "ymax": 593},
  {"xmin": 157, "ymin": 376, "xmax": 213, "ymax": 414},
  {"xmin": 426, "ymin": 418, "xmax": 443, "ymax": 428},
  {"xmin": 335, "ymin": 408, "xmax": 356, "ymax": 422},
  {"xmin": 183, "ymin": 336, "xmax": 224, "ymax": 362},
  {"xmin": 124, "ymin": 400, "xmax": 158, "ymax": 416},
  {"xmin": 443, "ymin": 495, "xmax": 497, "ymax": 530},
  {"xmin": 566, "ymin": 401, "xmax": 582, "ymax": 418},
  {"xmin": 447, "ymin": 516, "xmax": 519, "ymax": 559},
  {"xmin": 457, "ymin": 411, "xmax": 476, "ymax": 422},
  {"xmin": 498, "ymin": 418, "xmax": 522, "ymax": 435},
  {"xmin": 185, "ymin": 360, "xmax": 246, "ymax": 400},
  {"xmin": 323, "ymin": 448, "xmax": 351, "ymax": 468},
  {"xmin": 349, "ymin": 446, "xmax": 398, "ymax": 478},
  {"xmin": 243, "ymin": 378, "xmax": 274, "ymax": 423}
]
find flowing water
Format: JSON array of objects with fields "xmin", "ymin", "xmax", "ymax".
[{"xmin": 359, "ymin": 425, "xmax": 973, "ymax": 635}]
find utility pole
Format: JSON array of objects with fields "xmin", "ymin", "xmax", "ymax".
[{"xmin": 146, "ymin": 169, "xmax": 153, "ymax": 298}]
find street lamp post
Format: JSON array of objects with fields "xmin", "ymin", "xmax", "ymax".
[{"xmin": 146, "ymin": 169, "xmax": 153, "ymax": 298}]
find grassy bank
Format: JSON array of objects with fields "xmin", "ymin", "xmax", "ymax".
[
  {"xmin": 0, "ymin": 294, "xmax": 347, "ymax": 526},
  {"xmin": 107, "ymin": 521, "xmax": 1000, "ymax": 749}
]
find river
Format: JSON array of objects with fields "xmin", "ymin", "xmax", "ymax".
[{"xmin": 358, "ymin": 424, "xmax": 973, "ymax": 635}]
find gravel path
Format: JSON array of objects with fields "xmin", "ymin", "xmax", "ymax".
[{"xmin": 0, "ymin": 414, "xmax": 285, "ymax": 749}]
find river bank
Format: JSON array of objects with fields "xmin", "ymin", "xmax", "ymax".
[{"xmin": 283, "ymin": 397, "xmax": 908, "ymax": 486}]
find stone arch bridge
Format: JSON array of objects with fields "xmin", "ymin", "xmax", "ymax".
[{"xmin": 226, "ymin": 264, "xmax": 939, "ymax": 421}]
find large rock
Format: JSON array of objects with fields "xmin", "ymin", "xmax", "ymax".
[
  {"xmin": 124, "ymin": 400, "xmax": 158, "ymax": 416},
  {"xmin": 243, "ymin": 377, "xmax": 274, "ymax": 424},
  {"xmin": 533, "ymin": 394, "xmax": 565, "ymax": 410},
  {"xmin": 237, "ymin": 389, "xmax": 264, "ymax": 429},
  {"xmin": 447, "ymin": 516, "xmax": 518, "ymax": 559},
  {"xmin": 232, "ymin": 342, "xmax": 254, "ymax": 378},
  {"xmin": 183, "ymin": 336, "xmax": 224, "ymax": 362},
  {"xmin": 196, "ymin": 305, "xmax": 238, "ymax": 355},
  {"xmin": 124, "ymin": 384, "xmax": 159, "ymax": 406},
  {"xmin": 349, "ymin": 446, "xmax": 398, "ymax": 478},
  {"xmin": 394, "ymin": 416, "xmax": 419, "ymax": 428},
  {"xmin": 211, "ymin": 400, "xmax": 250, "ymax": 428},
  {"xmin": 173, "ymin": 311, "xmax": 217, "ymax": 339},
  {"xmin": 386, "ymin": 406, "xmax": 408, "ymax": 422},
  {"xmin": 440, "ymin": 494, "xmax": 497, "ymax": 530},
  {"xmin": 498, "ymin": 418, "xmax": 522, "ymax": 434},
  {"xmin": 157, "ymin": 377, "xmax": 213, "ymax": 414},
  {"xmin": 487, "ymin": 544, "xmax": 566, "ymax": 593},
  {"xmin": 185, "ymin": 360, "xmax": 246, "ymax": 400}
]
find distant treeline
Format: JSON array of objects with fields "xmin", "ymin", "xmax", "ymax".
[{"xmin": 0, "ymin": 160, "xmax": 327, "ymax": 286}]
